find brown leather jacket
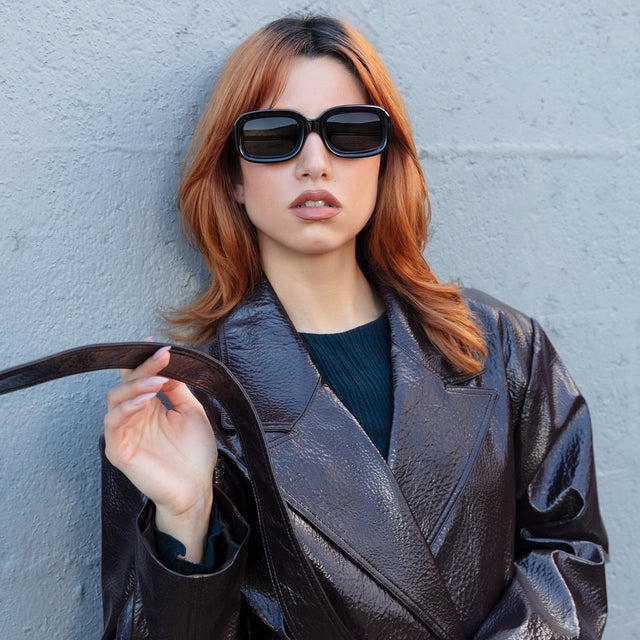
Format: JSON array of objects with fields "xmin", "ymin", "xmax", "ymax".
[{"xmin": 101, "ymin": 281, "xmax": 608, "ymax": 639}]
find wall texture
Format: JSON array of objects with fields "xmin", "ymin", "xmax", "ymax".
[{"xmin": 0, "ymin": 1, "xmax": 637, "ymax": 637}]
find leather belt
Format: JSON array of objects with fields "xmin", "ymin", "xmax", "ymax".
[{"xmin": 0, "ymin": 342, "xmax": 353, "ymax": 640}]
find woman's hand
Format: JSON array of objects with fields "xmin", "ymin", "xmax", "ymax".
[{"xmin": 103, "ymin": 342, "xmax": 218, "ymax": 563}]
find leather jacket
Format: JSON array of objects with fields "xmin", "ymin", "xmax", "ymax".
[{"xmin": 101, "ymin": 280, "xmax": 608, "ymax": 639}]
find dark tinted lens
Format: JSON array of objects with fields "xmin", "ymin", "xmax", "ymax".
[
  {"xmin": 325, "ymin": 111, "xmax": 383, "ymax": 153},
  {"xmin": 242, "ymin": 116, "xmax": 300, "ymax": 158}
]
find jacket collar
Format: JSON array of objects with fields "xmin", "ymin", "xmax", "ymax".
[
  {"xmin": 215, "ymin": 278, "xmax": 495, "ymax": 638},
  {"xmin": 216, "ymin": 278, "xmax": 484, "ymax": 430},
  {"xmin": 215, "ymin": 277, "xmax": 319, "ymax": 432}
]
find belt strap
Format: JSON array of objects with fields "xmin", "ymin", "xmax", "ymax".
[{"xmin": 0, "ymin": 342, "xmax": 353, "ymax": 640}]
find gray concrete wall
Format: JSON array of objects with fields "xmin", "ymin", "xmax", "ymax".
[{"xmin": 0, "ymin": 1, "xmax": 637, "ymax": 637}]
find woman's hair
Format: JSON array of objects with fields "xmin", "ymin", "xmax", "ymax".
[{"xmin": 170, "ymin": 15, "xmax": 486, "ymax": 374}]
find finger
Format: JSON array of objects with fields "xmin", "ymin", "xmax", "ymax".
[
  {"xmin": 104, "ymin": 392, "xmax": 163, "ymax": 467},
  {"xmin": 107, "ymin": 375, "xmax": 170, "ymax": 411},
  {"xmin": 119, "ymin": 345, "xmax": 171, "ymax": 383},
  {"xmin": 160, "ymin": 378, "xmax": 205, "ymax": 414},
  {"xmin": 104, "ymin": 391, "xmax": 158, "ymax": 434}
]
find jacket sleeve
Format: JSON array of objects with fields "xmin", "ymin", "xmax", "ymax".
[
  {"xmin": 474, "ymin": 318, "xmax": 608, "ymax": 639},
  {"xmin": 100, "ymin": 437, "xmax": 251, "ymax": 640}
]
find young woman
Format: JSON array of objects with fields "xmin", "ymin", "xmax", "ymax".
[{"xmin": 101, "ymin": 16, "xmax": 608, "ymax": 640}]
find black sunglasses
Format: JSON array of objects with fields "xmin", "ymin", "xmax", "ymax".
[{"xmin": 233, "ymin": 104, "xmax": 392, "ymax": 163}]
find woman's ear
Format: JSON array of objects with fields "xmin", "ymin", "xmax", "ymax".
[{"xmin": 233, "ymin": 182, "xmax": 245, "ymax": 204}]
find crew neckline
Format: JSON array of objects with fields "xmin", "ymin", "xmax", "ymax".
[{"xmin": 298, "ymin": 312, "xmax": 387, "ymax": 338}]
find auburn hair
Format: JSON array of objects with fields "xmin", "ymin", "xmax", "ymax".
[{"xmin": 169, "ymin": 15, "xmax": 486, "ymax": 374}]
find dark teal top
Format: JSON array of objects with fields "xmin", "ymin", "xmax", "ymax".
[
  {"xmin": 299, "ymin": 313, "xmax": 393, "ymax": 458},
  {"xmin": 156, "ymin": 313, "xmax": 394, "ymax": 573}
]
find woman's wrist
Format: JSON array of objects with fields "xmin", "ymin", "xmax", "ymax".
[{"xmin": 154, "ymin": 488, "xmax": 214, "ymax": 564}]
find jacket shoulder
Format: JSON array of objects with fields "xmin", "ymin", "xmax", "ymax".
[
  {"xmin": 461, "ymin": 288, "xmax": 538, "ymax": 357},
  {"xmin": 461, "ymin": 288, "xmax": 533, "ymax": 334},
  {"xmin": 460, "ymin": 288, "xmax": 544, "ymax": 396}
]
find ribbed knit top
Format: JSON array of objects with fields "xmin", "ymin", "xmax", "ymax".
[{"xmin": 299, "ymin": 313, "xmax": 393, "ymax": 459}]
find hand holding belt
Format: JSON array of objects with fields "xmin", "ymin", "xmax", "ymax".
[{"xmin": 0, "ymin": 342, "xmax": 355, "ymax": 640}]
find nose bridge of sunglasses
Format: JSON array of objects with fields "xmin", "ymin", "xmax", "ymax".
[{"xmin": 298, "ymin": 115, "xmax": 330, "ymax": 152}]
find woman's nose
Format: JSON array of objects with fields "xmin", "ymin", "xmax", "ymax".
[{"xmin": 295, "ymin": 132, "xmax": 333, "ymax": 180}]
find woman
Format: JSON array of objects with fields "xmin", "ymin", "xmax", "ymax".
[{"xmin": 101, "ymin": 15, "xmax": 608, "ymax": 640}]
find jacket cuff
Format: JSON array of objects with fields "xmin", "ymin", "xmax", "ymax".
[{"xmin": 134, "ymin": 487, "xmax": 249, "ymax": 638}]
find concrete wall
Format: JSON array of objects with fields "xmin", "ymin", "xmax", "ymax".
[{"xmin": 0, "ymin": 1, "xmax": 637, "ymax": 637}]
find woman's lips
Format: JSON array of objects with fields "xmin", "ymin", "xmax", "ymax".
[{"xmin": 289, "ymin": 190, "xmax": 342, "ymax": 220}]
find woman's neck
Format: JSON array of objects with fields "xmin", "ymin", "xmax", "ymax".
[{"xmin": 262, "ymin": 250, "xmax": 384, "ymax": 334}]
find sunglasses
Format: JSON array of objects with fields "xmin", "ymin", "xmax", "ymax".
[{"xmin": 233, "ymin": 104, "xmax": 392, "ymax": 163}]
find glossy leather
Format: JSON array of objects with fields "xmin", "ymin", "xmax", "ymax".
[{"xmin": 101, "ymin": 280, "xmax": 608, "ymax": 639}]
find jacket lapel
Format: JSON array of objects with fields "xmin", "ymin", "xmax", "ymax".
[
  {"xmin": 217, "ymin": 280, "xmax": 494, "ymax": 639},
  {"xmin": 383, "ymin": 290, "xmax": 498, "ymax": 552}
]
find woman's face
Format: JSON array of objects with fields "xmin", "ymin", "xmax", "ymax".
[{"xmin": 233, "ymin": 56, "xmax": 381, "ymax": 268}]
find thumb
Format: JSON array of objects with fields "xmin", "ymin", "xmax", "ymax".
[{"xmin": 160, "ymin": 378, "xmax": 204, "ymax": 415}]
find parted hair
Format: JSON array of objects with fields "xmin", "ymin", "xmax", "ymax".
[{"xmin": 169, "ymin": 15, "xmax": 486, "ymax": 374}]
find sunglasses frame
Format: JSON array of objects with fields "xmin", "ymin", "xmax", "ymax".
[{"xmin": 233, "ymin": 104, "xmax": 392, "ymax": 163}]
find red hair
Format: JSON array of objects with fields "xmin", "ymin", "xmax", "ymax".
[{"xmin": 169, "ymin": 16, "xmax": 486, "ymax": 374}]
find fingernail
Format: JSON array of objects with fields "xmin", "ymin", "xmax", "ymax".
[
  {"xmin": 143, "ymin": 376, "xmax": 169, "ymax": 388},
  {"xmin": 131, "ymin": 392, "xmax": 157, "ymax": 406},
  {"xmin": 143, "ymin": 336, "xmax": 154, "ymax": 342},
  {"xmin": 152, "ymin": 345, "xmax": 171, "ymax": 360}
]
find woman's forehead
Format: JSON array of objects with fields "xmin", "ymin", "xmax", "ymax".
[{"xmin": 262, "ymin": 56, "xmax": 367, "ymax": 111}]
